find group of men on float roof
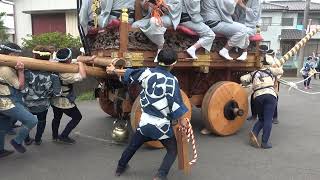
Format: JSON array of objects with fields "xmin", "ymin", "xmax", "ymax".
[{"xmin": 80, "ymin": 0, "xmax": 261, "ymax": 61}]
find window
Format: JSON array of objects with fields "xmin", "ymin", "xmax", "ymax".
[
  {"xmin": 261, "ymin": 17, "xmax": 272, "ymax": 31},
  {"xmin": 297, "ymin": 18, "xmax": 320, "ymax": 26},
  {"xmin": 261, "ymin": 41, "xmax": 271, "ymax": 49},
  {"xmin": 281, "ymin": 18, "xmax": 294, "ymax": 26},
  {"xmin": 297, "ymin": 18, "xmax": 303, "ymax": 25},
  {"xmin": 311, "ymin": 19, "xmax": 320, "ymax": 25}
]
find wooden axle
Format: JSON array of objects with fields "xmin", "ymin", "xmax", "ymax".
[{"xmin": 0, "ymin": 54, "xmax": 107, "ymax": 78}]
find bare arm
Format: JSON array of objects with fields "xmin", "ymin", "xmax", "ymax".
[
  {"xmin": 240, "ymin": 73, "xmax": 252, "ymax": 86},
  {"xmin": 269, "ymin": 65, "xmax": 284, "ymax": 76},
  {"xmin": 78, "ymin": 61, "xmax": 87, "ymax": 79},
  {"xmin": 15, "ymin": 61, "xmax": 25, "ymax": 90},
  {"xmin": 106, "ymin": 64, "xmax": 126, "ymax": 77}
]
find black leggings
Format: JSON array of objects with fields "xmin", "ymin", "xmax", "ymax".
[
  {"xmin": 118, "ymin": 131, "xmax": 177, "ymax": 177},
  {"xmin": 302, "ymin": 75, "xmax": 311, "ymax": 87},
  {"xmin": 51, "ymin": 106, "xmax": 82, "ymax": 138},
  {"xmin": 25, "ymin": 110, "xmax": 48, "ymax": 142}
]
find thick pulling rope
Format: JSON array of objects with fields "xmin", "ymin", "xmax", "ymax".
[
  {"xmin": 279, "ymin": 71, "xmax": 320, "ymax": 95},
  {"xmin": 272, "ymin": 28, "xmax": 320, "ymax": 94},
  {"xmin": 277, "ymin": 28, "xmax": 320, "ymax": 66},
  {"xmin": 178, "ymin": 118, "xmax": 198, "ymax": 165}
]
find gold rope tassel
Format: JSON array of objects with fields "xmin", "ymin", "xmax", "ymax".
[
  {"xmin": 91, "ymin": 0, "xmax": 101, "ymax": 28},
  {"xmin": 277, "ymin": 28, "xmax": 320, "ymax": 66}
]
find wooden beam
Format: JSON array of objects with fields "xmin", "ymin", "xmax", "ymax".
[
  {"xmin": 0, "ymin": 54, "xmax": 107, "ymax": 78},
  {"xmin": 77, "ymin": 56, "xmax": 126, "ymax": 67}
]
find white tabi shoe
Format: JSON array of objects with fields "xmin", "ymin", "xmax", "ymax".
[
  {"xmin": 236, "ymin": 52, "xmax": 248, "ymax": 61},
  {"xmin": 200, "ymin": 128, "xmax": 212, "ymax": 135},
  {"xmin": 186, "ymin": 46, "xmax": 198, "ymax": 60},
  {"xmin": 219, "ymin": 48, "xmax": 233, "ymax": 61}
]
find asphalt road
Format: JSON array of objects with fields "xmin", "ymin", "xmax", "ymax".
[{"xmin": 1, "ymin": 78, "xmax": 320, "ymax": 180}]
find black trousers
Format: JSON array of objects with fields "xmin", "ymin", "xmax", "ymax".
[
  {"xmin": 302, "ymin": 75, "xmax": 311, "ymax": 87},
  {"xmin": 251, "ymin": 93, "xmax": 278, "ymax": 119},
  {"xmin": 252, "ymin": 94, "xmax": 277, "ymax": 143},
  {"xmin": 25, "ymin": 110, "xmax": 48, "ymax": 142},
  {"xmin": 314, "ymin": 68, "xmax": 320, "ymax": 79},
  {"xmin": 118, "ymin": 131, "xmax": 177, "ymax": 177},
  {"xmin": 51, "ymin": 106, "xmax": 82, "ymax": 138}
]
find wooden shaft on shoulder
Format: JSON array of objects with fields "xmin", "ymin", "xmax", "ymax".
[
  {"xmin": 77, "ymin": 56, "xmax": 126, "ymax": 67},
  {"xmin": 0, "ymin": 54, "xmax": 107, "ymax": 78}
]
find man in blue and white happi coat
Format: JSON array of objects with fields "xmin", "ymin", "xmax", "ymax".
[{"xmin": 107, "ymin": 49, "xmax": 188, "ymax": 180}]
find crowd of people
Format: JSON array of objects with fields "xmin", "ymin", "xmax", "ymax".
[
  {"xmin": 0, "ymin": 43, "xmax": 87, "ymax": 158},
  {"xmin": 0, "ymin": 0, "xmax": 289, "ymax": 180},
  {"xmin": 80, "ymin": 0, "xmax": 261, "ymax": 61}
]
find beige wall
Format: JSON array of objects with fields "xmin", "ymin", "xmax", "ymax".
[
  {"xmin": 14, "ymin": 0, "xmax": 78, "ymax": 45},
  {"xmin": 14, "ymin": 0, "xmax": 32, "ymax": 45},
  {"xmin": 66, "ymin": 11, "xmax": 79, "ymax": 37}
]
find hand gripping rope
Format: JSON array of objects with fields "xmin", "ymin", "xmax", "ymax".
[{"xmin": 178, "ymin": 118, "xmax": 198, "ymax": 165}]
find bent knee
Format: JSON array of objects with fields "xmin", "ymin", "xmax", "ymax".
[
  {"xmin": 27, "ymin": 117, "xmax": 38, "ymax": 129},
  {"xmin": 208, "ymin": 31, "xmax": 216, "ymax": 38},
  {"xmin": 169, "ymin": 149, "xmax": 178, "ymax": 157},
  {"xmin": 78, "ymin": 114, "xmax": 83, "ymax": 121},
  {"xmin": 131, "ymin": 22, "xmax": 139, "ymax": 28},
  {"xmin": 74, "ymin": 113, "xmax": 82, "ymax": 122},
  {"xmin": 150, "ymin": 17, "xmax": 157, "ymax": 24}
]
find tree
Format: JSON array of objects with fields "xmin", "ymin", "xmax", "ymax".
[
  {"xmin": 22, "ymin": 32, "xmax": 82, "ymax": 50},
  {"xmin": 0, "ymin": 12, "xmax": 9, "ymax": 42}
]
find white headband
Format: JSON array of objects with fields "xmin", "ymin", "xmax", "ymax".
[
  {"xmin": 32, "ymin": 50, "xmax": 52, "ymax": 56},
  {"xmin": 0, "ymin": 44, "xmax": 22, "ymax": 53},
  {"xmin": 158, "ymin": 61, "xmax": 177, "ymax": 66}
]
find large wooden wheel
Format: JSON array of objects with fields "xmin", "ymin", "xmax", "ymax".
[
  {"xmin": 98, "ymin": 89, "xmax": 118, "ymax": 118},
  {"xmin": 130, "ymin": 90, "xmax": 192, "ymax": 149},
  {"xmin": 202, "ymin": 81, "xmax": 248, "ymax": 136}
]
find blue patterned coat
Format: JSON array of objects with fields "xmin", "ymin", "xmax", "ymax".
[{"xmin": 123, "ymin": 66, "xmax": 188, "ymax": 140}]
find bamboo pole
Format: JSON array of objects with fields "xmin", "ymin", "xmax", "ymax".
[
  {"xmin": 277, "ymin": 27, "xmax": 320, "ymax": 67},
  {"xmin": 0, "ymin": 54, "xmax": 107, "ymax": 78}
]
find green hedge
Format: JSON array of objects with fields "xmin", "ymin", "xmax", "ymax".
[{"xmin": 22, "ymin": 32, "xmax": 81, "ymax": 49}]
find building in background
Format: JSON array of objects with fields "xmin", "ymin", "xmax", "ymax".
[
  {"xmin": 0, "ymin": 0, "xmax": 15, "ymax": 42},
  {"xmin": 13, "ymin": 0, "xmax": 79, "ymax": 45},
  {"xmin": 261, "ymin": 0, "xmax": 320, "ymax": 68}
]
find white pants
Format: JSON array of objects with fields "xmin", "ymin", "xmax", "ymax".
[
  {"xmin": 245, "ymin": 27, "xmax": 257, "ymax": 36},
  {"xmin": 211, "ymin": 21, "xmax": 250, "ymax": 49},
  {"xmin": 180, "ymin": 21, "xmax": 215, "ymax": 51},
  {"xmin": 132, "ymin": 16, "xmax": 173, "ymax": 48}
]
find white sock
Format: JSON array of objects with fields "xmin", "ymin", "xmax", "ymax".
[
  {"xmin": 187, "ymin": 46, "xmax": 198, "ymax": 59},
  {"xmin": 237, "ymin": 52, "xmax": 248, "ymax": 61},
  {"xmin": 219, "ymin": 48, "xmax": 233, "ymax": 60},
  {"xmin": 154, "ymin": 49, "xmax": 162, "ymax": 62}
]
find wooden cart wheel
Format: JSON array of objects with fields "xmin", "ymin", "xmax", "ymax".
[
  {"xmin": 98, "ymin": 89, "xmax": 118, "ymax": 118},
  {"xmin": 130, "ymin": 90, "xmax": 192, "ymax": 149},
  {"xmin": 202, "ymin": 81, "xmax": 248, "ymax": 136}
]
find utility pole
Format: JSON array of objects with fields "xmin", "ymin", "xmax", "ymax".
[{"xmin": 296, "ymin": 0, "xmax": 311, "ymax": 77}]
